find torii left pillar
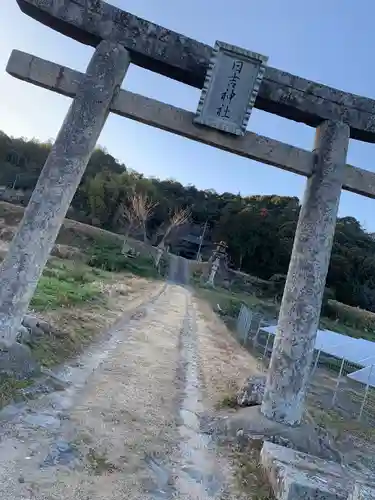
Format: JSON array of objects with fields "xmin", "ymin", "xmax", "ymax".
[{"xmin": 0, "ymin": 41, "xmax": 130, "ymax": 347}]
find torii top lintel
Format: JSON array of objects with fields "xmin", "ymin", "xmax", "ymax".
[{"xmin": 17, "ymin": 0, "xmax": 375, "ymax": 143}]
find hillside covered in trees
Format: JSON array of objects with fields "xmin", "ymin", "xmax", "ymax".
[{"xmin": 1, "ymin": 131, "xmax": 375, "ymax": 311}]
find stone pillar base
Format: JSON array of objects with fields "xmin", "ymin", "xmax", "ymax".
[{"xmin": 0, "ymin": 342, "xmax": 40, "ymax": 380}]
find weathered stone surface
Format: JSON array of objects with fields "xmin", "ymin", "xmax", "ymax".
[
  {"xmin": 22, "ymin": 315, "xmax": 61, "ymax": 341},
  {"xmin": 237, "ymin": 375, "xmax": 266, "ymax": 407},
  {"xmin": 194, "ymin": 42, "xmax": 268, "ymax": 136},
  {"xmin": 343, "ymin": 163, "xmax": 375, "ymax": 199},
  {"xmin": 16, "ymin": 325, "xmax": 31, "ymax": 345},
  {"xmin": 261, "ymin": 121, "xmax": 350, "ymax": 425},
  {"xmin": 51, "ymin": 244, "xmax": 84, "ymax": 261},
  {"xmin": 7, "ymin": 50, "xmax": 375, "ymax": 200},
  {"xmin": 0, "ymin": 342, "xmax": 40, "ymax": 379},
  {"xmin": 40, "ymin": 367, "xmax": 71, "ymax": 391},
  {"xmin": 16, "ymin": 0, "xmax": 375, "ymax": 142},
  {"xmin": 23, "ymin": 315, "xmax": 51, "ymax": 334},
  {"xmin": 261, "ymin": 441, "xmax": 351, "ymax": 500},
  {"xmin": 0, "ymin": 41, "xmax": 130, "ymax": 346},
  {"xmin": 349, "ymin": 483, "xmax": 375, "ymax": 500},
  {"xmin": 209, "ymin": 406, "xmax": 341, "ymax": 462}
]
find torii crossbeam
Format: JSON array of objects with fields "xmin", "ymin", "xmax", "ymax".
[{"xmin": 1, "ymin": 0, "xmax": 374, "ymax": 426}]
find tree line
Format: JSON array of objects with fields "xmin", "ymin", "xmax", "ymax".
[{"xmin": 0, "ymin": 131, "xmax": 375, "ymax": 311}]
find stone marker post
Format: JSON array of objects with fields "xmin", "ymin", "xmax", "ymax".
[
  {"xmin": 155, "ymin": 244, "xmax": 164, "ymax": 268},
  {"xmin": 261, "ymin": 120, "xmax": 350, "ymax": 426},
  {"xmin": 0, "ymin": 41, "xmax": 130, "ymax": 347},
  {"xmin": 207, "ymin": 258, "xmax": 220, "ymax": 287}
]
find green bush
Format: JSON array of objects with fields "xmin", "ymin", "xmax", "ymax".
[
  {"xmin": 269, "ymin": 274, "xmax": 287, "ymax": 283},
  {"xmin": 226, "ymin": 298, "xmax": 242, "ymax": 317},
  {"xmin": 268, "ymin": 274, "xmax": 287, "ymax": 301},
  {"xmin": 43, "ymin": 263, "xmax": 94, "ymax": 284},
  {"xmin": 31, "ymin": 275, "xmax": 99, "ymax": 311},
  {"xmin": 324, "ymin": 299, "xmax": 375, "ymax": 337},
  {"xmin": 158, "ymin": 255, "xmax": 169, "ymax": 278},
  {"xmin": 0, "ymin": 376, "xmax": 32, "ymax": 408},
  {"xmin": 321, "ymin": 287, "xmax": 336, "ymax": 317},
  {"xmin": 214, "ymin": 297, "xmax": 242, "ymax": 318},
  {"xmin": 87, "ymin": 241, "xmax": 159, "ymax": 278},
  {"xmin": 29, "ymin": 260, "xmax": 103, "ymax": 311},
  {"xmin": 88, "ymin": 244, "xmax": 129, "ymax": 272}
]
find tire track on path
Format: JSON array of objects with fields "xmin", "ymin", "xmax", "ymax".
[
  {"xmin": 174, "ymin": 290, "xmax": 226, "ymax": 499},
  {"xmin": 149, "ymin": 256, "xmax": 229, "ymax": 499}
]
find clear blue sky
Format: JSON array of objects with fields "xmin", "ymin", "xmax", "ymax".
[{"xmin": 1, "ymin": 1, "xmax": 375, "ymax": 229}]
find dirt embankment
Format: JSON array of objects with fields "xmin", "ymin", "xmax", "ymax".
[{"xmin": 0, "ymin": 200, "xmax": 158, "ymax": 260}]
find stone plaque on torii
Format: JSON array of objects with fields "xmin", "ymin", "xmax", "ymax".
[
  {"xmin": 194, "ymin": 42, "xmax": 268, "ymax": 135},
  {"xmin": 3, "ymin": 0, "xmax": 375, "ymax": 427}
]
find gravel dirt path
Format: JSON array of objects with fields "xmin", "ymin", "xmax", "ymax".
[{"xmin": 0, "ymin": 258, "xmax": 257, "ymax": 499}]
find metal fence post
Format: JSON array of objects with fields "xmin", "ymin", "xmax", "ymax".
[
  {"xmin": 236, "ymin": 304, "xmax": 244, "ymax": 338},
  {"xmin": 242, "ymin": 308, "xmax": 252, "ymax": 345},
  {"xmin": 263, "ymin": 332, "xmax": 271, "ymax": 359},
  {"xmin": 236, "ymin": 304, "xmax": 253, "ymax": 346},
  {"xmin": 311, "ymin": 348, "xmax": 321, "ymax": 376},
  {"xmin": 246, "ymin": 309, "xmax": 253, "ymax": 345},
  {"xmin": 252, "ymin": 319, "xmax": 261, "ymax": 349},
  {"xmin": 332, "ymin": 357, "xmax": 346, "ymax": 407},
  {"xmin": 359, "ymin": 364, "xmax": 374, "ymax": 421}
]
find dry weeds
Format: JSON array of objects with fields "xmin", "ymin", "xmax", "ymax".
[{"xmin": 193, "ymin": 296, "xmax": 260, "ymax": 409}]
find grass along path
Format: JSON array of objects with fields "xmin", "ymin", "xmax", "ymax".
[
  {"xmin": 0, "ymin": 253, "xmax": 164, "ymax": 408},
  {"xmin": 31, "ymin": 259, "xmax": 107, "ymax": 312}
]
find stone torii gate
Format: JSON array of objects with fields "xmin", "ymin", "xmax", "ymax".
[{"xmin": 3, "ymin": 0, "xmax": 375, "ymax": 427}]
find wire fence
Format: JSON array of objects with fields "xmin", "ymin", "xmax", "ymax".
[
  {"xmin": 235, "ymin": 303, "xmax": 375, "ymax": 425},
  {"xmin": 236, "ymin": 303, "xmax": 274, "ymax": 373}
]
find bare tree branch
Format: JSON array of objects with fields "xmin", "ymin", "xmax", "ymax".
[
  {"xmin": 118, "ymin": 191, "xmax": 158, "ymax": 251},
  {"xmin": 120, "ymin": 194, "xmax": 137, "ymax": 238},
  {"xmin": 129, "ymin": 193, "xmax": 158, "ymax": 243},
  {"xmin": 158, "ymin": 206, "xmax": 191, "ymax": 247}
]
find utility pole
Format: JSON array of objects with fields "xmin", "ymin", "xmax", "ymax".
[
  {"xmin": 196, "ymin": 219, "xmax": 208, "ymax": 261},
  {"xmin": 12, "ymin": 174, "xmax": 19, "ymax": 190}
]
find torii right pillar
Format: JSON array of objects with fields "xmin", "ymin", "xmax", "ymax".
[{"xmin": 261, "ymin": 120, "xmax": 350, "ymax": 426}]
